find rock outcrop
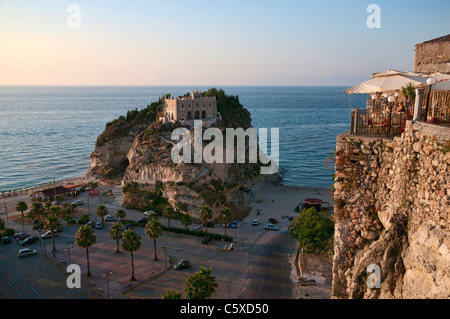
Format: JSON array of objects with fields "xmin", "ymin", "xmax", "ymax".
[{"xmin": 332, "ymin": 121, "xmax": 450, "ymax": 299}]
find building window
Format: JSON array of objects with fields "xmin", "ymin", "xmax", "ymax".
[
  {"xmin": 181, "ymin": 104, "xmax": 184, "ymax": 109},
  {"xmin": 209, "ymin": 103, "xmax": 211, "ymax": 108}
]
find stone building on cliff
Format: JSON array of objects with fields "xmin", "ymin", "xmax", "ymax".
[
  {"xmin": 414, "ymin": 34, "xmax": 450, "ymax": 74},
  {"xmin": 162, "ymin": 90, "xmax": 221, "ymax": 124}
]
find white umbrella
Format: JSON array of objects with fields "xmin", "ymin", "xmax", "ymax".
[{"xmin": 344, "ymin": 74, "xmax": 428, "ymax": 94}]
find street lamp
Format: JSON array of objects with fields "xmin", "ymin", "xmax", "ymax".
[
  {"xmin": 163, "ymin": 244, "xmax": 168, "ymax": 268},
  {"xmin": 425, "ymin": 77, "xmax": 437, "ymax": 122},
  {"xmin": 64, "ymin": 246, "xmax": 73, "ymax": 264},
  {"xmin": 387, "ymin": 96, "xmax": 395, "ymax": 137},
  {"xmin": 103, "ymin": 270, "xmax": 113, "ymax": 299}
]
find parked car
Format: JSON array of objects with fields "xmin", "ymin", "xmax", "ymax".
[
  {"xmin": 2, "ymin": 236, "xmax": 11, "ymax": 244},
  {"xmin": 143, "ymin": 211, "xmax": 155, "ymax": 216},
  {"xmin": 17, "ymin": 248, "xmax": 37, "ymax": 258},
  {"xmin": 202, "ymin": 222, "xmax": 215, "ymax": 228},
  {"xmin": 201, "ymin": 237, "xmax": 212, "ymax": 245},
  {"xmin": 190, "ymin": 226, "xmax": 202, "ymax": 231},
  {"xmin": 95, "ymin": 222, "xmax": 103, "ymax": 229},
  {"xmin": 230, "ymin": 220, "xmax": 239, "ymax": 229},
  {"xmin": 268, "ymin": 218, "xmax": 279, "ymax": 224},
  {"xmin": 14, "ymin": 232, "xmax": 29, "ymax": 242},
  {"xmin": 86, "ymin": 221, "xmax": 94, "ymax": 228},
  {"xmin": 19, "ymin": 236, "xmax": 39, "ymax": 246},
  {"xmin": 222, "ymin": 223, "xmax": 231, "ymax": 228},
  {"xmin": 125, "ymin": 223, "xmax": 132, "ymax": 230},
  {"xmin": 135, "ymin": 217, "xmax": 148, "ymax": 224},
  {"xmin": 104, "ymin": 215, "xmax": 117, "ymax": 222},
  {"xmin": 251, "ymin": 219, "xmax": 260, "ymax": 226},
  {"xmin": 288, "ymin": 216, "xmax": 295, "ymax": 221},
  {"xmin": 264, "ymin": 224, "xmax": 279, "ymax": 231},
  {"xmin": 71, "ymin": 199, "xmax": 83, "ymax": 206},
  {"xmin": 174, "ymin": 259, "xmax": 192, "ymax": 270},
  {"xmin": 41, "ymin": 231, "xmax": 58, "ymax": 239}
]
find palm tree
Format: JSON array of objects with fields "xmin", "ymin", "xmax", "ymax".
[
  {"xmin": 199, "ymin": 206, "xmax": 212, "ymax": 233},
  {"xmin": 145, "ymin": 215, "xmax": 162, "ymax": 261},
  {"xmin": 116, "ymin": 209, "xmax": 126, "ymax": 224},
  {"xmin": 162, "ymin": 289, "xmax": 181, "ymax": 299},
  {"xmin": 218, "ymin": 206, "xmax": 232, "ymax": 237},
  {"xmin": 122, "ymin": 229, "xmax": 141, "ymax": 281},
  {"xmin": 44, "ymin": 213, "xmax": 61, "ymax": 252},
  {"xmin": 401, "ymin": 82, "xmax": 416, "ymax": 110},
  {"xmin": 185, "ymin": 267, "xmax": 218, "ymax": 299},
  {"xmin": 30, "ymin": 202, "xmax": 44, "ymax": 224},
  {"xmin": 75, "ymin": 225, "xmax": 97, "ymax": 277},
  {"xmin": 163, "ymin": 205, "xmax": 175, "ymax": 228},
  {"xmin": 49, "ymin": 206, "xmax": 62, "ymax": 217},
  {"xmin": 16, "ymin": 201, "xmax": 28, "ymax": 232},
  {"xmin": 181, "ymin": 214, "xmax": 192, "ymax": 230},
  {"xmin": 96, "ymin": 205, "xmax": 108, "ymax": 225},
  {"xmin": 109, "ymin": 223, "xmax": 123, "ymax": 253}
]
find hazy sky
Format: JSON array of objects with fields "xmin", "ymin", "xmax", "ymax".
[{"xmin": 0, "ymin": 0, "xmax": 449, "ymax": 86}]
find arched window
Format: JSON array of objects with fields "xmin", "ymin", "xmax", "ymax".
[
  {"xmin": 187, "ymin": 111, "xmax": 192, "ymax": 119},
  {"xmin": 202, "ymin": 111, "xmax": 206, "ymax": 119},
  {"xmin": 195, "ymin": 111, "xmax": 200, "ymax": 119}
]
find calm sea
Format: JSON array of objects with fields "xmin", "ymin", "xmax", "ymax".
[{"xmin": 0, "ymin": 86, "xmax": 367, "ymax": 192}]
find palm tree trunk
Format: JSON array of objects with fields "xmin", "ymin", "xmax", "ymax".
[
  {"xmin": 86, "ymin": 247, "xmax": 91, "ymax": 277},
  {"xmin": 205, "ymin": 219, "xmax": 208, "ymax": 233},
  {"xmin": 21, "ymin": 212, "xmax": 25, "ymax": 232},
  {"xmin": 52, "ymin": 232, "xmax": 56, "ymax": 252},
  {"xmin": 153, "ymin": 238, "xmax": 158, "ymax": 261},
  {"xmin": 130, "ymin": 251, "xmax": 135, "ymax": 281},
  {"xmin": 116, "ymin": 239, "xmax": 120, "ymax": 253}
]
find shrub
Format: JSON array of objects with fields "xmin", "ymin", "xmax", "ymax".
[
  {"xmin": 288, "ymin": 208, "xmax": 334, "ymax": 254},
  {"xmin": 4, "ymin": 228, "xmax": 15, "ymax": 236}
]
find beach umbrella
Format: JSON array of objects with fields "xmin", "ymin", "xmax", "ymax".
[{"xmin": 344, "ymin": 73, "xmax": 428, "ymax": 94}]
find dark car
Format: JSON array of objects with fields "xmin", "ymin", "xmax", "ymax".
[
  {"xmin": 2, "ymin": 236, "xmax": 11, "ymax": 244},
  {"xmin": 19, "ymin": 236, "xmax": 39, "ymax": 246},
  {"xmin": 230, "ymin": 220, "xmax": 238, "ymax": 229},
  {"xmin": 174, "ymin": 259, "xmax": 192, "ymax": 270},
  {"xmin": 268, "ymin": 218, "xmax": 279, "ymax": 224},
  {"xmin": 202, "ymin": 222, "xmax": 215, "ymax": 228},
  {"xmin": 201, "ymin": 237, "xmax": 211, "ymax": 245},
  {"xmin": 14, "ymin": 232, "xmax": 29, "ymax": 242},
  {"xmin": 288, "ymin": 216, "xmax": 295, "ymax": 221},
  {"xmin": 135, "ymin": 217, "xmax": 148, "ymax": 224}
]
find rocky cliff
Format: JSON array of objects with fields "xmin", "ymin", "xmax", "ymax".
[
  {"xmin": 85, "ymin": 89, "xmax": 273, "ymax": 218},
  {"xmin": 332, "ymin": 121, "xmax": 450, "ymax": 299}
]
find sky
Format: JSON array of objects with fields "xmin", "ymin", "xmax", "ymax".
[{"xmin": 0, "ymin": 0, "xmax": 449, "ymax": 86}]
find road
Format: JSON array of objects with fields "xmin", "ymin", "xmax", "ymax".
[{"xmin": 240, "ymin": 227, "xmax": 297, "ymax": 299}]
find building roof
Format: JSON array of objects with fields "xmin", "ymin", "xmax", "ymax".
[{"xmin": 421, "ymin": 34, "xmax": 450, "ymax": 44}]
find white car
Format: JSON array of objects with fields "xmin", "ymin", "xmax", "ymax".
[
  {"xmin": 41, "ymin": 230, "xmax": 58, "ymax": 239},
  {"xmin": 95, "ymin": 222, "xmax": 103, "ymax": 229},
  {"xmin": 264, "ymin": 224, "xmax": 279, "ymax": 231},
  {"xmin": 104, "ymin": 215, "xmax": 117, "ymax": 222},
  {"xmin": 143, "ymin": 211, "xmax": 155, "ymax": 216},
  {"xmin": 71, "ymin": 200, "xmax": 83, "ymax": 206},
  {"xmin": 251, "ymin": 219, "xmax": 260, "ymax": 226},
  {"xmin": 17, "ymin": 248, "xmax": 37, "ymax": 258}
]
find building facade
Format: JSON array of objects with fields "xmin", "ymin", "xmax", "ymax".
[
  {"xmin": 162, "ymin": 90, "xmax": 220, "ymax": 123},
  {"xmin": 414, "ymin": 34, "xmax": 450, "ymax": 75}
]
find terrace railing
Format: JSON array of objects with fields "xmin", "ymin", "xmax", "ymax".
[
  {"xmin": 421, "ymin": 90, "xmax": 450, "ymax": 126},
  {"xmin": 350, "ymin": 108, "xmax": 411, "ymax": 138}
]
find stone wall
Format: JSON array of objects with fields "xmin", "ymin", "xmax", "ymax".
[
  {"xmin": 332, "ymin": 121, "xmax": 450, "ymax": 299},
  {"xmin": 414, "ymin": 38, "xmax": 450, "ymax": 74}
]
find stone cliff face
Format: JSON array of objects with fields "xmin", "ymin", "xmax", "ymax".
[
  {"xmin": 332, "ymin": 121, "xmax": 450, "ymax": 299},
  {"xmin": 85, "ymin": 91, "xmax": 270, "ymax": 218}
]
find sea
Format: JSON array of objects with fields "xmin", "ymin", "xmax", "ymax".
[{"xmin": 0, "ymin": 86, "xmax": 368, "ymax": 193}]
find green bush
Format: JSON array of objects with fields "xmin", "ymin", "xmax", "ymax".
[
  {"xmin": 4, "ymin": 228, "xmax": 15, "ymax": 236},
  {"xmin": 288, "ymin": 208, "xmax": 334, "ymax": 254}
]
